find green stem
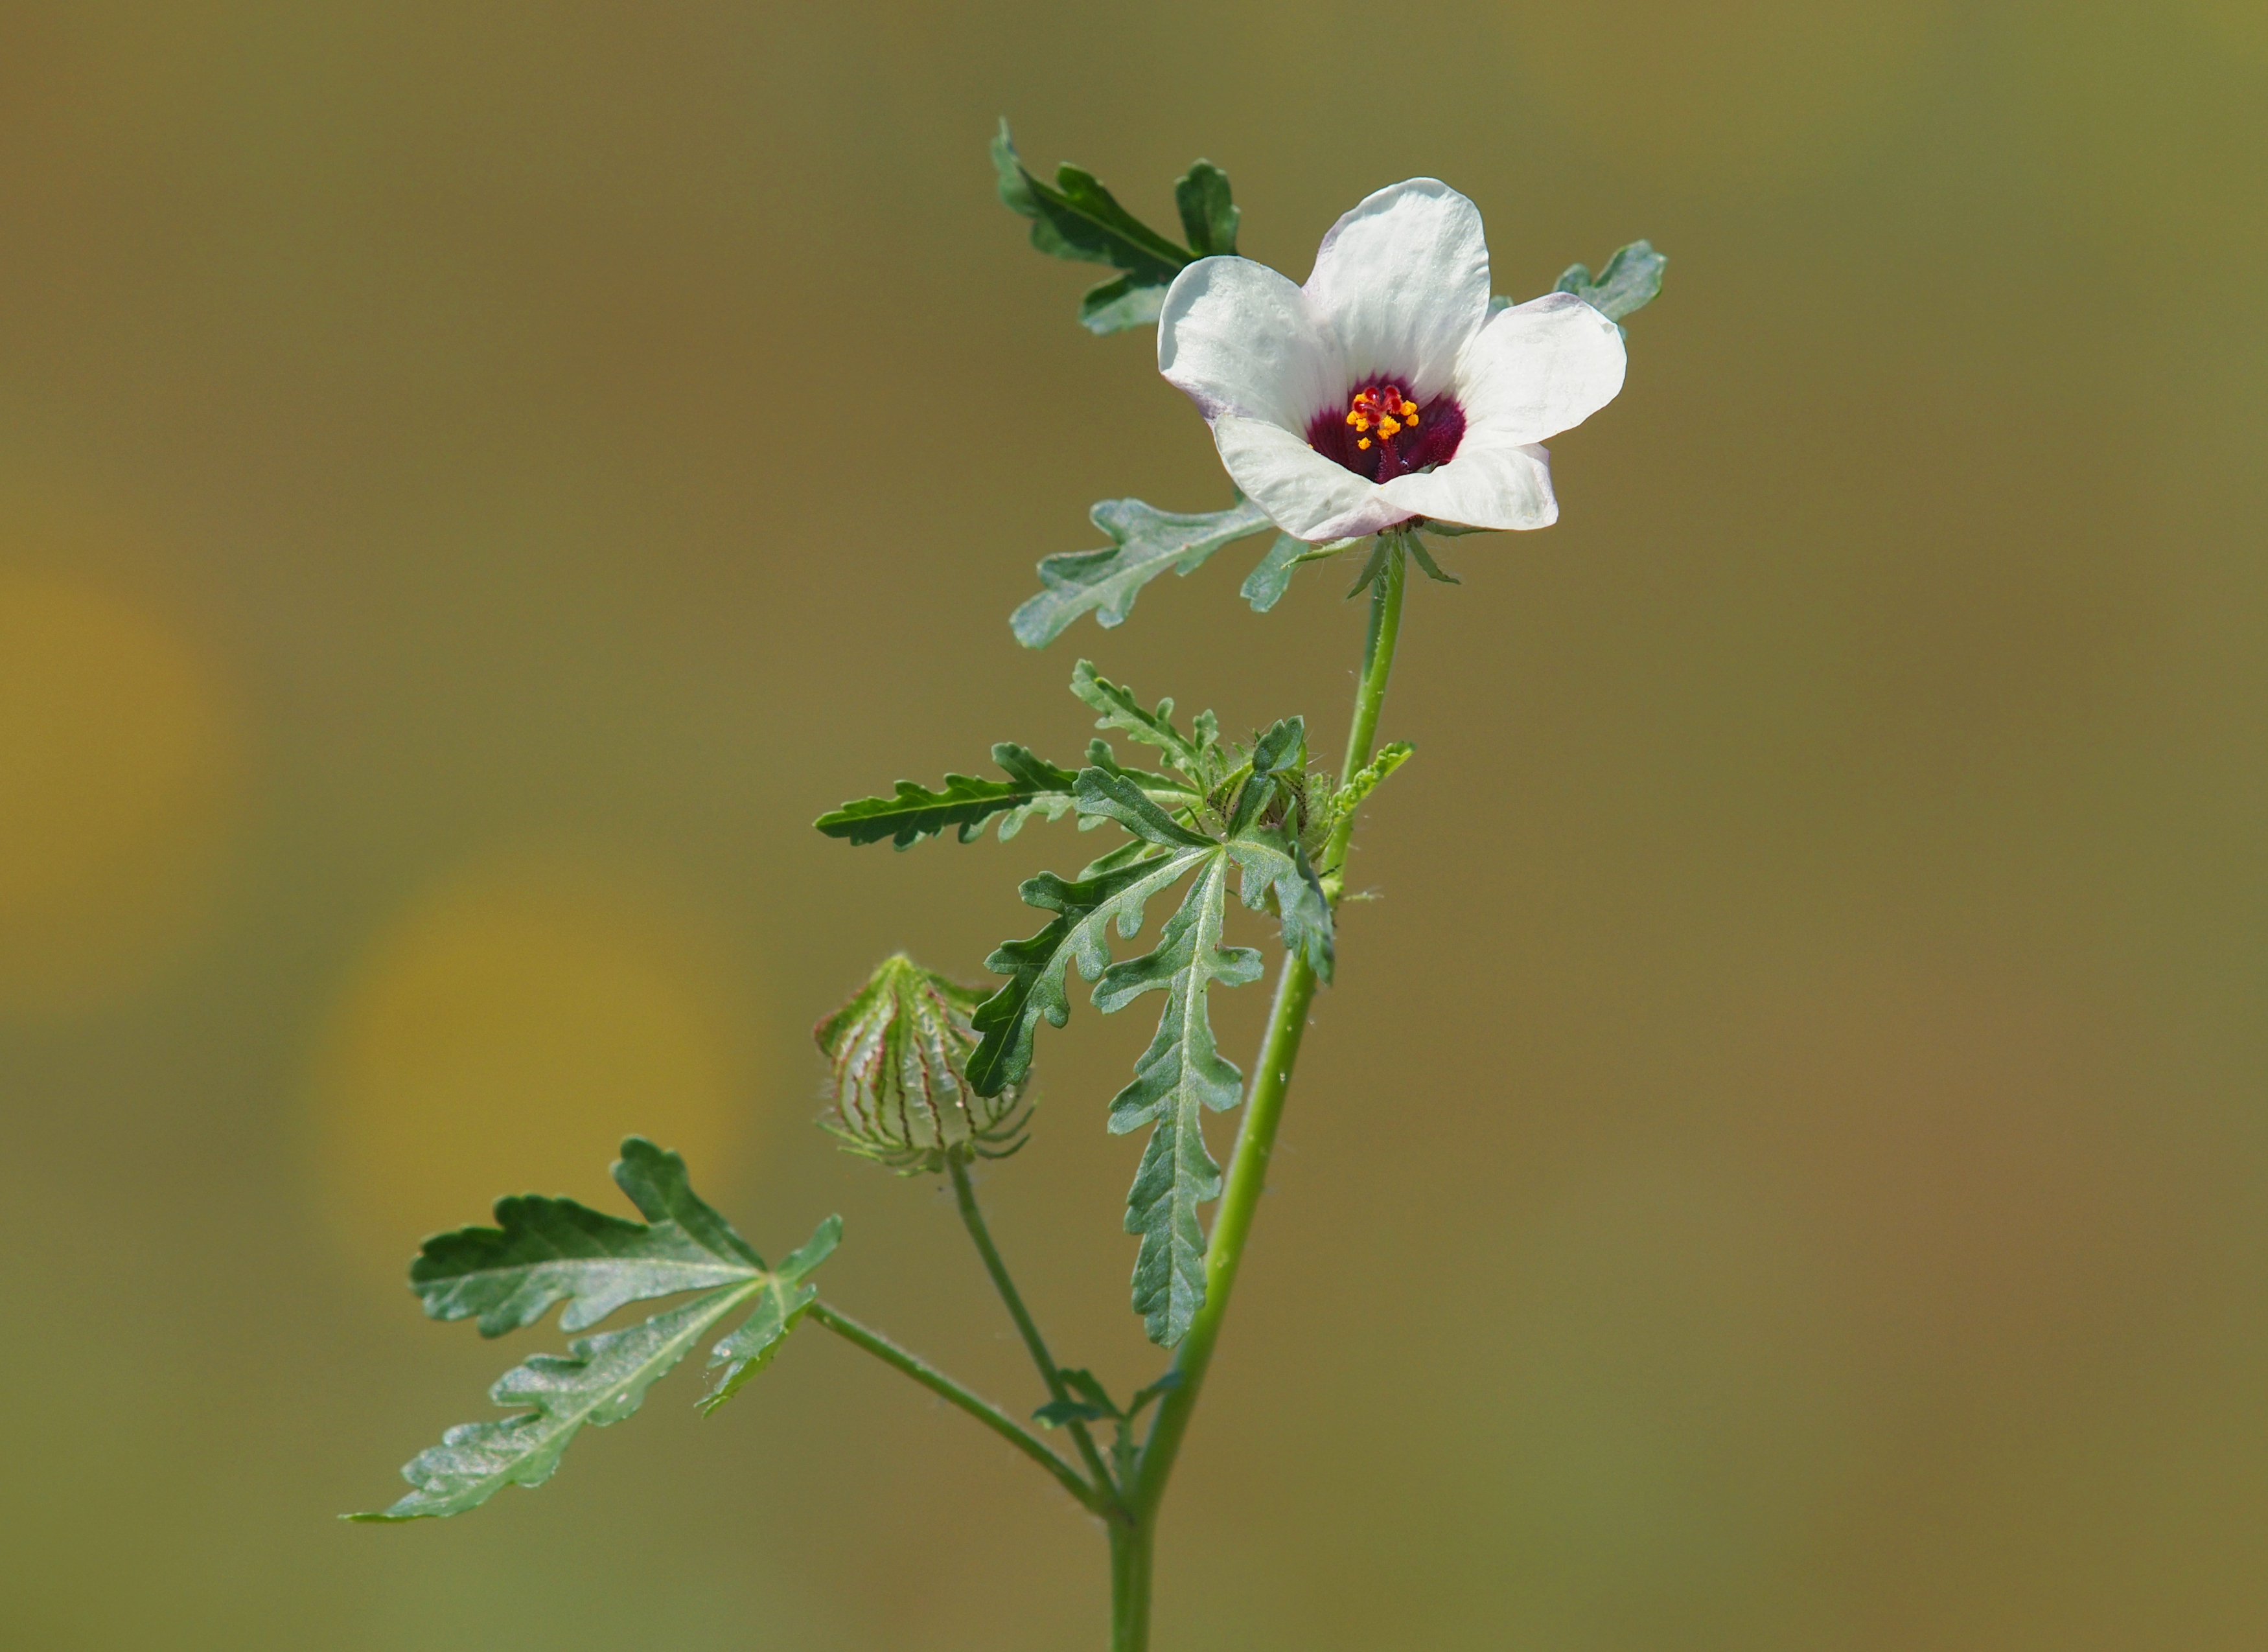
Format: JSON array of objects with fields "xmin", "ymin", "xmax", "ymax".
[
  {"xmin": 948, "ymin": 1156, "xmax": 1122, "ymax": 1512},
  {"xmin": 1131, "ymin": 534, "xmax": 1409, "ymax": 1524},
  {"xmin": 807, "ymin": 1300, "xmax": 1104, "ymax": 1516},
  {"xmin": 1109, "ymin": 1520, "xmax": 1154, "ymax": 1652}
]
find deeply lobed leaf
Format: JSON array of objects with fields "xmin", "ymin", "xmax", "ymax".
[
  {"xmin": 991, "ymin": 122, "xmax": 1240, "ymax": 336},
  {"xmin": 815, "ymin": 743, "xmax": 1082, "ymax": 849},
  {"xmin": 357, "ymin": 1143, "xmax": 838, "ymax": 1521},
  {"xmin": 354, "ymin": 1283, "xmax": 763, "ymax": 1522},
  {"xmin": 1069, "ymin": 660, "xmax": 1218, "ymax": 779},
  {"xmin": 1012, "ymin": 497, "xmax": 1275, "ymax": 647},
  {"xmin": 1555, "ymin": 240, "xmax": 1667, "ymax": 323},
  {"xmin": 409, "ymin": 1138, "xmax": 765, "ymax": 1337},
  {"xmin": 1098, "ymin": 856, "xmax": 1261, "ymax": 1345},
  {"xmin": 966, "ymin": 844, "xmax": 1215, "ymax": 1097}
]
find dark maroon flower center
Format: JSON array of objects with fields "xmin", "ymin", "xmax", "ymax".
[{"xmin": 1306, "ymin": 378, "xmax": 1465, "ymax": 484}]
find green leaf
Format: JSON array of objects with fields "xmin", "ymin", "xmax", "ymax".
[
  {"xmin": 408, "ymin": 1138, "xmax": 765, "ymax": 1337},
  {"xmin": 354, "ymin": 1281, "xmax": 763, "ymax": 1521},
  {"xmin": 1069, "ymin": 658, "xmax": 1220, "ymax": 779},
  {"xmin": 1553, "ymin": 240, "xmax": 1667, "ymax": 323},
  {"xmin": 1074, "ymin": 766, "xmax": 1215, "ymax": 849},
  {"xmin": 1077, "ymin": 272, "xmax": 1170, "ymax": 335},
  {"xmin": 1239, "ymin": 533, "xmax": 1362, "ymax": 612},
  {"xmin": 814, "ymin": 743, "xmax": 1082, "ymax": 849},
  {"xmin": 1035, "ymin": 1397, "xmax": 1116, "ymax": 1427},
  {"xmin": 1225, "ymin": 826, "xmax": 1333, "ymax": 982},
  {"xmin": 699, "ymin": 1215, "xmax": 840, "ymax": 1414},
  {"xmin": 1012, "ymin": 496, "xmax": 1276, "ymax": 648},
  {"xmin": 1059, "ymin": 1367, "xmax": 1119, "ymax": 1414},
  {"xmin": 356, "ymin": 1141, "xmax": 839, "ymax": 1521},
  {"xmin": 1174, "ymin": 161, "xmax": 1239, "ymax": 257},
  {"xmin": 992, "ymin": 121, "xmax": 1201, "ymax": 335},
  {"xmin": 1127, "ymin": 1368, "xmax": 1185, "ymax": 1417},
  {"xmin": 1098, "ymin": 854, "xmax": 1262, "ymax": 1346},
  {"xmin": 966, "ymin": 844, "xmax": 1216, "ymax": 1097},
  {"xmin": 1239, "ymin": 532, "xmax": 1308, "ymax": 613}
]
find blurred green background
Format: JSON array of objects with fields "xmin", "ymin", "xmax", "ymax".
[{"xmin": 3, "ymin": 2, "xmax": 2263, "ymax": 1647}]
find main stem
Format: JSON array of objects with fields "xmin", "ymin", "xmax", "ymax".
[{"xmin": 1114, "ymin": 535, "xmax": 1411, "ymax": 1643}]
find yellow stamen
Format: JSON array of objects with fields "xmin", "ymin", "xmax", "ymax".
[{"xmin": 1356, "ymin": 437, "xmax": 1371, "ymax": 450}]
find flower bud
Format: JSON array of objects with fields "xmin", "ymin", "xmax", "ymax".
[{"xmin": 816, "ymin": 954, "xmax": 1029, "ymax": 1174}]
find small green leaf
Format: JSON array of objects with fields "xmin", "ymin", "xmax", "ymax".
[
  {"xmin": 408, "ymin": 1138, "xmax": 765, "ymax": 1338},
  {"xmin": 1070, "ymin": 659, "xmax": 1219, "ymax": 779},
  {"xmin": 1239, "ymin": 533, "xmax": 1361, "ymax": 612},
  {"xmin": 967, "ymin": 845, "xmax": 1216, "ymax": 1097},
  {"xmin": 814, "ymin": 743, "xmax": 1082, "ymax": 849},
  {"xmin": 354, "ymin": 1281, "xmax": 764, "ymax": 1521},
  {"xmin": 1174, "ymin": 161, "xmax": 1239, "ymax": 257},
  {"xmin": 700, "ymin": 1215, "xmax": 841, "ymax": 1414},
  {"xmin": 1012, "ymin": 496, "xmax": 1276, "ymax": 648},
  {"xmin": 1099, "ymin": 855, "xmax": 1262, "ymax": 1346},
  {"xmin": 1034, "ymin": 1398, "xmax": 1116, "ymax": 1427},
  {"xmin": 1058, "ymin": 1367, "xmax": 1119, "ymax": 1414},
  {"xmin": 1127, "ymin": 1368, "xmax": 1184, "ymax": 1417},
  {"xmin": 1552, "ymin": 240, "xmax": 1667, "ymax": 323}
]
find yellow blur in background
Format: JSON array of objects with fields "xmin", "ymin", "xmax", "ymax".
[{"xmin": 1, "ymin": 3, "xmax": 2263, "ymax": 1649}]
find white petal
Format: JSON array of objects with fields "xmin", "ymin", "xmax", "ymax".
[
  {"xmin": 1378, "ymin": 441, "xmax": 1557, "ymax": 532},
  {"xmin": 1304, "ymin": 179, "xmax": 1491, "ymax": 403},
  {"xmin": 1158, "ymin": 257, "xmax": 1344, "ymax": 430},
  {"xmin": 1453, "ymin": 292, "xmax": 1626, "ymax": 448},
  {"xmin": 1211, "ymin": 416, "xmax": 1402, "ymax": 541}
]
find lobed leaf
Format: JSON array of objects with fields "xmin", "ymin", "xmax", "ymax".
[
  {"xmin": 1069, "ymin": 659, "xmax": 1218, "ymax": 779},
  {"xmin": 1240, "ymin": 533, "xmax": 1361, "ymax": 612},
  {"xmin": 992, "ymin": 122, "xmax": 1241, "ymax": 335},
  {"xmin": 1555, "ymin": 240, "xmax": 1667, "ymax": 323},
  {"xmin": 1012, "ymin": 497, "xmax": 1275, "ymax": 648},
  {"xmin": 815, "ymin": 742, "xmax": 1082, "ymax": 850},
  {"xmin": 357, "ymin": 1141, "xmax": 838, "ymax": 1521},
  {"xmin": 1073, "ymin": 767, "xmax": 1214, "ymax": 849},
  {"xmin": 408, "ymin": 1138, "xmax": 765, "ymax": 1338},
  {"xmin": 1098, "ymin": 856, "xmax": 1262, "ymax": 1346},
  {"xmin": 700, "ymin": 1215, "xmax": 841, "ymax": 1414},
  {"xmin": 966, "ymin": 845, "xmax": 1216, "ymax": 1097},
  {"xmin": 1225, "ymin": 827, "xmax": 1333, "ymax": 982},
  {"xmin": 354, "ymin": 1281, "xmax": 763, "ymax": 1521},
  {"xmin": 1174, "ymin": 161, "xmax": 1239, "ymax": 257}
]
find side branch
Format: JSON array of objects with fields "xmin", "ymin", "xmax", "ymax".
[
  {"xmin": 807, "ymin": 1300, "xmax": 1105, "ymax": 1515},
  {"xmin": 949, "ymin": 1159, "xmax": 1124, "ymax": 1511}
]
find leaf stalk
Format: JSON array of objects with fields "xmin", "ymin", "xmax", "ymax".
[
  {"xmin": 805, "ymin": 1300, "xmax": 1105, "ymax": 1515},
  {"xmin": 947, "ymin": 1158, "xmax": 1125, "ymax": 1515}
]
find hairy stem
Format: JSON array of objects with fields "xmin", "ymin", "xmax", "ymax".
[
  {"xmin": 807, "ymin": 1300, "xmax": 1104, "ymax": 1515},
  {"xmin": 948, "ymin": 1156, "xmax": 1122, "ymax": 1511},
  {"xmin": 1131, "ymin": 534, "xmax": 1409, "ymax": 1520}
]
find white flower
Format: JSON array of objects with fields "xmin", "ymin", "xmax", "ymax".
[{"xmin": 1156, "ymin": 179, "xmax": 1627, "ymax": 543}]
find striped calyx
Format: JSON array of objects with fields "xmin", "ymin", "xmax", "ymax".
[{"xmin": 816, "ymin": 954, "xmax": 1030, "ymax": 1174}]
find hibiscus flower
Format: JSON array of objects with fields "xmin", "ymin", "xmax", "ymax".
[{"xmin": 1156, "ymin": 179, "xmax": 1627, "ymax": 543}]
